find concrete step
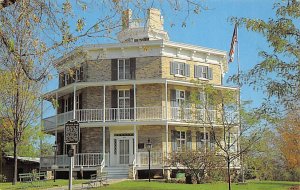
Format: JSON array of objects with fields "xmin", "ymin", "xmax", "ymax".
[{"xmin": 103, "ymin": 167, "xmax": 129, "ymax": 179}]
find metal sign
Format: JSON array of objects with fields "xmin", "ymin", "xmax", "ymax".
[{"xmin": 64, "ymin": 120, "xmax": 80, "ymax": 144}]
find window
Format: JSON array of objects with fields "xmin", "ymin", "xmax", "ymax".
[
  {"xmin": 196, "ymin": 132, "xmax": 208, "ymax": 150},
  {"xmin": 226, "ymin": 133, "xmax": 237, "ymax": 152},
  {"xmin": 175, "ymin": 131, "xmax": 186, "ymax": 151},
  {"xmin": 118, "ymin": 90, "xmax": 130, "ymax": 119},
  {"xmin": 118, "ymin": 59, "xmax": 131, "ymax": 80},
  {"xmin": 194, "ymin": 65, "xmax": 213, "ymax": 79},
  {"xmin": 64, "ymin": 74, "xmax": 69, "ymax": 86},
  {"xmin": 61, "ymin": 66, "xmax": 83, "ymax": 87},
  {"xmin": 64, "ymin": 98, "xmax": 69, "ymax": 112},
  {"xmin": 170, "ymin": 62, "xmax": 190, "ymax": 77}
]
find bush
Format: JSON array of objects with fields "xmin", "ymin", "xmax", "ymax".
[{"xmin": 0, "ymin": 174, "xmax": 7, "ymax": 182}]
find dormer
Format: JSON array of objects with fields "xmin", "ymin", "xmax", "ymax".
[{"xmin": 117, "ymin": 8, "xmax": 169, "ymax": 43}]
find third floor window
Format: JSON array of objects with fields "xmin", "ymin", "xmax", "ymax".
[{"xmin": 111, "ymin": 58, "xmax": 136, "ymax": 81}]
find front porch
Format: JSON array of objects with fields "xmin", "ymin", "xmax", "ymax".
[{"xmin": 40, "ymin": 152, "xmax": 164, "ymax": 170}]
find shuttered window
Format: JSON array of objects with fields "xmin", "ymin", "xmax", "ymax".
[
  {"xmin": 196, "ymin": 132, "xmax": 209, "ymax": 150},
  {"xmin": 170, "ymin": 61, "xmax": 190, "ymax": 77},
  {"xmin": 194, "ymin": 65, "xmax": 213, "ymax": 80},
  {"xmin": 112, "ymin": 58, "xmax": 136, "ymax": 80}
]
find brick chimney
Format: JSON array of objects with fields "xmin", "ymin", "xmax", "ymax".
[
  {"xmin": 147, "ymin": 8, "xmax": 164, "ymax": 30},
  {"xmin": 122, "ymin": 9, "xmax": 132, "ymax": 30}
]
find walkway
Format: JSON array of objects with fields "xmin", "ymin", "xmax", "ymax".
[{"xmin": 46, "ymin": 179, "xmax": 128, "ymax": 190}]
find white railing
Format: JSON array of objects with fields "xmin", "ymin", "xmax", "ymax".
[
  {"xmin": 105, "ymin": 108, "xmax": 134, "ymax": 121},
  {"xmin": 40, "ymin": 153, "xmax": 102, "ymax": 168},
  {"xmin": 77, "ymin": 109, "xmax": 103, "ymax": 122},
  {"xmin": 43, "ymin": 107, "xmax": 218, "ymax": 131},
  {"xmin": 136, "ymin": 107, "xmax": 164, "ymax": 120},
  {"xmin": 136, "ymin": 152, "xmax": 163, "ymax": 166},
  {"xmin": 170, "ymin": 107, "xmax": 216, "ymax": 123},
  {"xmin": 57, "ymin": 111, "xmax": 73, "ymax": 125},
  {"xmin": 132, "ymin": 158, "xmax": 137, "ymax": 180},
  {"xmin": 74, "ymin": 153, "xmax": 103, "ymax": 167}
]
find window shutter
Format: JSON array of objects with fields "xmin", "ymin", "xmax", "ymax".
[
  {"xmin": 208, "ymin": 68, "xmax": 213, "ymax": 80},
  {"xmin": 80, "ymin": 66, "xmax": 84, "ymax": 81},
  {"xmin": 170, "ymin": 62, "xmax": 176, "ymax": 75},
  {"xmin": 130, "ymin": 58, "xmax": 136, "ymax": 79},
  {"xmin": 59, "ymin": 98, "xmax": 64, "ymax": 113},
  {"xmin": 194, "ymin": 65, "xmax": 199, "ymax": 78},
  {"xmin": 79, "ymin": 94, "xmax": 83, "ymax": 109},
  {"xmin": 186, "ymin": 130, "xmax": 192, "ymax": 150},
  {"xmin": 170, "ymin": 89, "xmax": 177, "ymax": 107},
  {"xmin": 130, "ymin": 89, "xmax": 134, "ymax": 119},
  {"xmin": 184, "ymin": 64, "xmax": 190, "ymax": 77},
  {"xmin": 111, "ymin": 59, "xmax": 118, "ymax": 81},
  {"xmin": 198, "ymin": 65, "xmax": 204, "ymax": 78},
  {"xmin": 111, "ymin": 90, "xmax": 118, "ymax": 108},
  {"xmin": 185, "ymin": 91, "xmax": 191, "ymax": 108},
  {"xmin": 196, "ymin": 131, "xmax": 200, "ymax": 150},
  {"xmin": 68, "ymin": 96, "xmax": 73, "ymax": 111},
  {"xmin": 171, "ymin": 130, "xmax": 176, "ymax": 152}
]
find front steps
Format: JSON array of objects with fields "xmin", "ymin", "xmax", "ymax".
[{"xmin": 103, "ymin": 167, "xmax": 129, "ymax": 179}]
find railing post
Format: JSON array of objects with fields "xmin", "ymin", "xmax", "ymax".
[{"xmin": 73, "ymin": 85, "xmax": 76, "ymax": 120}]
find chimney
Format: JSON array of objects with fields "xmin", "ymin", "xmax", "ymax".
[
  {"xmin": 122, "ymin": 9, "xmax": 132, "ymax": 30},
  {"xmin": 147, "ymin": 8, "xmax": 164, "ymax": 30}
]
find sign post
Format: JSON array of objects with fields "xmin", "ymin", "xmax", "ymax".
[{"xmin": 64, "ymin": 120, "xmax": 80, "ymax": 190}]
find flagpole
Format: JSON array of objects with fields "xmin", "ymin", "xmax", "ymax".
[{"xmin": 236, "ymin": 23, "xmax": 245, "ymax": 184}]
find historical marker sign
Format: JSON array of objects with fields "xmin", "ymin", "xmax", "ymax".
[{"xmin": 64, "ymin": 120, "xmax": 80, "ymax": 144}]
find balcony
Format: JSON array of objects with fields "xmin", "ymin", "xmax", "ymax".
[{"xmin": 42, "ymin": 107, "xmax": 218, "ymax": 131}]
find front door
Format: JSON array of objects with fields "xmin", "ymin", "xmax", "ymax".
[
  {"xmin": 118, "ymin": 139, "xmax": 130, "ymax": 164},
  {"xmin": 111, "ymin": 134, "xmax": 134, "ymax": 166}
]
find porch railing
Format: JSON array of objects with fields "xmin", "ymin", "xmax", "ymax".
[
  {"xmin": 136, "ymin": 152, "xmax": 163, "ymax": 166},
  {"xmin": 43, "ymin": 107, "xmax": 218, "ymax": 131},
  {"xmin": 40, "ymin": 153, "xmax": 103, "ymax": 169}
]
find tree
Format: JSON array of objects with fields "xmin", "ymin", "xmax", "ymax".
[
  {"xmin": 168, "ymin": 150, "xmax": 222, "ymax": 184},
  {"xmin": 277, "ymin": 111, "xmax": 300, "ymax": 180},
  {"xmin": 230, "ymin": 0, "xmax": 300, "ymax": 114},
  {"xmin": 0, "ymin": 69, "xmax": 43, "ymax": 185},
  {"xmin": 0, "ymin": 0, "xmax": 207, "ymax": 82},
  {"xmin": 187, "ymin": 83, "xmax": 262, "ymax": 190}
]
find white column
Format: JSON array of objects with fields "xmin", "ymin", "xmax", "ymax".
[
  {"xmin": 55, "ymin": 93, "xmax": 58, "ymax": 144},
  {"xmin": 103, "ymin": 85, "xmax": 106, "ymax": 166},
  {"xmin": 134, "ymin": 83, "xmax": 136, "ymax": 120},
  {"xmin": 134, "ymin": 125, "xmax": 137, "ymax": 162},
  {"xmin": 133, "ymin": 84, "xmax": 137, "ymax": 163},
  {"xmin": 103, "ymin": 126, "xmax": 105, "ymax": 166},
  {"xmin": 73, "ymin": 85, "xmax": 76, "ymax": 120},
  {"xmin": 165, "ymin": 80, "xmax": 168, "ymax": 159},
  {"xmin": 165, "ymin": 80, "xmax": 168, "ymax": 120},
  {"xmin": 103, "ymin": 85, "xmax": 106, "ymax": 122},
  {"xmin": 40, "ymin": 97, "xmax": 43, "ymax": 169}
]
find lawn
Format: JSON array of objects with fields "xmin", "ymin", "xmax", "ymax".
[
  {"xmin": 0, "ymin": 179, "xmax": 86, "ymax": 190},
  {"xmin": 96, "ymin": 180, "xmax": 300, "ymax": 190}
]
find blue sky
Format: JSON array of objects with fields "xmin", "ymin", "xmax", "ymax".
[{"xmin": 43, "ymin": 0, "xmax": 277, "ymax": 116}]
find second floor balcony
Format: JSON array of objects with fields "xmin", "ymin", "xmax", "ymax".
[{"xmin": 43, "ymin": 107, "xmax": 218, "ymax": 131}]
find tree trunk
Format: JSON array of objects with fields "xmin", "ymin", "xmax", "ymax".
[
  {"xmin": 227, "ymin": 158, "xmax": 231, "ymax": 190},
  {"xmin": 12, "ymin": 128, "xmax": 17, "ymax": 185}
]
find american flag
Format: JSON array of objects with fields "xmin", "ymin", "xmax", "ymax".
[{"xmin": 229, "ymin": 24, "xmax": 238, "ymax": 63}]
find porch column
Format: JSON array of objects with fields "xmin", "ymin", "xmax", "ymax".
[
  {"xmin": 133, "ymin": 84, "xmax": 137, "ymax": 162},
  {"xmin": 103, "ymin": 85, "xmax": 106, "ymax": 165},
  {"xmin": 55, "ymin": 92, "xmax": 58, "ymax": 146},
  {"xmin": 73, "ymin": 85, "xmax": 76, "ymax": 120},
  {"xmin": 40, "ymin": 97, "xmax": 43, "ymax": 169},
  {"xmin": 165, "ymin": 80, "xmax": 168, "ymax": 159}
]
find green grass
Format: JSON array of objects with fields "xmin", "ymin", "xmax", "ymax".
[
  {"xmin": 0, "ymin": 179, "xmax": 86, "ymax": 190},
  {"xmin": 96, "ymin": 180, "xmax": 300, "ymax": 190}
]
